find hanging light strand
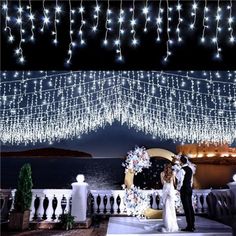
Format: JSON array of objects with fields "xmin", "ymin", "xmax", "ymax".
[
  {"xmin": 201, "ymin": 0, "xmax": 208, "ymax": 43},
  {"xmin": 142, "ymin": 0, "xmax": 149, "ymax": 32},
  {"xmin": 116, "ymin": 0, "xmax": 123, "ymax": 61},
  {"xmin": 176, "ymin": 0, "xmax": 182, "ymax": 42},
  {"xmin": 78, "ymin": 0, "xmax": 85, "ymax": 45},
  {"xmin": 164, "ymin": 0, "xmax": 171, "ymax": 62},
  {"xmin": 3, "ymin": 0, "xmax": 14, "ymax": 42},
  {"xmin": 15, "ymin": 0, "xmax": 24, "ymax": 64},
  {"xmin": 104, "ymin": 0, "xmax": 110, "ymax": 46},
  {"xmin": 28, "ymin": 0, "xmax": 35, "ymax": 41},
  {"xmin": 190, "ymin": 0, "xmax": 197, "ymax": 29},
  {"xmin": 92, "ymin": 0, "xmax": 100, "ymax": 32},
  {"xmin": 156, "ymin": 0, "xmax": 163, "ymax": 42},
  {"xmin": 130, "ymin": 0, "xmax": 137, "ymax": 46},
  {"xmin": 228, "ymin": 0, "xmax": 234, "ymax": 43},
  {"xmin": 66, "ymin": 0, "xmax": 74, "ymax": 64},
  {"xmin": 41, "ymin": 0, "xmax": 49, "ymax": 32},
  {"xmin": 213, "ymin": 0, "xmax": 221, "ymax": 59}
]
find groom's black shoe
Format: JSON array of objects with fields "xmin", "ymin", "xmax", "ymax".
[{"xmin": 181, "ymin": 227, "xmax": 195, "ymax": 232}]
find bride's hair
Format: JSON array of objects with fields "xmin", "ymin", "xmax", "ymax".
[{"xmin": 163, "ymin": 163, "xmax": 173, "ymax": 183}]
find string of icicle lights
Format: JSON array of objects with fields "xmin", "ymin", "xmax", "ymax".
[
  {"xmin": 0, "ymin": 71, "xmax": 236, "ymax": 145},
  {"xmin": 1, "ymin": 0, "xmax": 236, "ymax": 64}
]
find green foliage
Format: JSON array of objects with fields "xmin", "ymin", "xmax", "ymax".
[
  {"xmin": 14, "ymin": 163, "xmax": 33, "ymax": 212},
  {"xmin": 58, "ymin": 213, "xmax": 75, "ymax": 230}
]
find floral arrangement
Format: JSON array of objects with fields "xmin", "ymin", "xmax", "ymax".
[
  {"xmin": 122, "ymin": 146, "xmax": 151, "ymax": 174},
  {"xmin": 175, "ymin": 191, "xmax": 184, "ymax": 213},
  {"xmin": 123, "ymin": 185, "xmax": 150, "ymax": 218}
]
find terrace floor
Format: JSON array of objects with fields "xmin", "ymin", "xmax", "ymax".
[{"xmin": 1, "ymin": 216, "xmax": 234, "ymax": 236}]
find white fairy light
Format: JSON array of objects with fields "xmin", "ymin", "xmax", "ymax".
[
  {"xmin": 190, "ymin": 0, "xmax": 198, "ymax": 29},
  {"xmin": 213, "ymin": 0, "xmax": 222, "ymax": 59},
  {"xmin": 53, "ymin": 0, "xmax": 61, "ymax": 45},
  {"xmin": 27, "ymin": 0, "xmax": 35, "ymax": 41},
  {"xmin": 142, "ymin": 0, "xmax": 149, "ymax": 33},
  {"xmin": 15, "ymin": 0, "xmax": 25, "ymax": 64},
  {"xmin": 130, "ymin": 0, "xmax": 138, "ymax": 46},
  {"xmin": 116, "ymin": 0, "xmax": 123, "ymax": 61},
  {"xmin": 0, "ymin": 71, "xmax": 235, "ymax": 145},
  {"xmin": 66, "ymin": 0, "xmax": 74, "ymax": 65},
  {"xmin": 41, "ymin": 0, "xmax": 50, "ymax": 32},
  {"xmin": 228, "ymin": 0, "xmax": 234, "ymax": 43},
  {"xmin": 104, "ymin": 0, "xmax": 111, "ymax": 46},
  {"xmin": 92, "ymin": 0, "xmax": 100, "ymax": 32},
  {"xmin": 3, "ymin": 0, "xmax": 14, "ymax": 43},
  {"xmin": 176, "ymin": 0, "xmax": 182, "ymax": 42},
  {"xmin": 156, "ymin": 0, "xmax": 163, "ymax": 42},
  {"xmin": 1, "ymin": 1, "xmax": 235, "ymax": 64},
  {"xmin": 201, "ymin": 0, "xmax": 209, "ymax": 43},
  {"xmin": 78, "ymin": 0, "xmax": 85, "ymax": 45},
  {"xmin": 163, "ymin": 0, "xmax": 172, "ymax": 62}
]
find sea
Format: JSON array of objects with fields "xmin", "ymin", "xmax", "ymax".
[{"xmin": 1, "ymin": 157, "xmax": 168, "ymax": 190}]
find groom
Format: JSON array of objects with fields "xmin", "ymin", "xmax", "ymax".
[{"xmin": 176, "ymin": 155, "xmax": 195, "ymax": 232}]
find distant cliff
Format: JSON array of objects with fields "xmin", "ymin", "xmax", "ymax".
[{"xmin": 1, "ymin": 147, "xmax": 92, "ymax": 158}]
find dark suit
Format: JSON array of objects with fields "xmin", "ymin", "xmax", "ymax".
[{"xmin": 180, "ymin": 165, "xmax": 195, "ymax": 229}]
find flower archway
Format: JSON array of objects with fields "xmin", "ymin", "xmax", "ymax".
[{"xmin": 123, "ymin": 147, "xmax": 175, "ymax": 218}]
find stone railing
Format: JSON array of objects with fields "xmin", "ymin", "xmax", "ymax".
[
  {"xmin": 0, "ymin": 188, "xmax": 231, "ymax": 223},
  {"xmin": 206, "ymin": 189, "xmax": 233, "ymax": 223}
]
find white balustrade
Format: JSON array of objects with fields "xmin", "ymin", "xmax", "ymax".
[{"xmin": 0, "ymin": 188, "xmax": 231, "ymax": 223}]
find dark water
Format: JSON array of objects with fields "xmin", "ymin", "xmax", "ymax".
[{"xmin": 1, "ymin": 157, "xmax": 169, "ymax": 190}]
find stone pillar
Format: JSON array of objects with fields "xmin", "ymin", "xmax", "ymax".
[{"xmin": 71, "ymin": 175, "xmax": 88, "ymax": 222}]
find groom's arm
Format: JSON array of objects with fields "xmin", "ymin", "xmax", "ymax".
[{"xmin": 176, "ymin": 168, "xmax": 185, "ymax": 191}]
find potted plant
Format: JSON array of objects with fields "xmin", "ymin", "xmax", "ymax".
[
  {"xmin": 58, "ymin": 213, "xmax": 75, "ymax": 230},
  {"xmin": 9, "ymin": 163, "xmax": 33, "ymax": 230}
]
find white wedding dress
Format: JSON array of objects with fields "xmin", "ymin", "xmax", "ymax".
[{"xmin": 161, "ymin": 172, "xmax": 179, "ymax": 232}]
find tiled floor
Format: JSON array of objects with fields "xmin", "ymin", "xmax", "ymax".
[
  {"xmin": 1, "ymin": 216, "xmax": 233, "ymax": 236},
  {"xmin": 107, "ymin": 216, "xmax": 232, "ymax": 236}
]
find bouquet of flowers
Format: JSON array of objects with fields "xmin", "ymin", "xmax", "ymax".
[
  {"xmin": 123, "ymin": 185, "xmax": 150, "ymax": 218},
  {"xmin": 122, "ymin": 146, "xmax": 151, "ymax": 174}
]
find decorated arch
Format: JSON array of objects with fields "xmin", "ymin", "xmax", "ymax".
[{"xmin": 123, "ymin": 147, "xmax": 176, "ymax": 219}]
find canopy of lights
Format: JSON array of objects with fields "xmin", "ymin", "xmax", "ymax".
[
  {"xmin": 0, "ymin": 71, "xmax": 236, "ymax": 145},
  {"xmin": 1, "ymin": 0, "xmax": 235, "ymax": 64}
]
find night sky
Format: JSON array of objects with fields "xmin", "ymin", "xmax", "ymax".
[{"xmin": 1, "ymin": 0, "xmax": 236, "ymax": 157}]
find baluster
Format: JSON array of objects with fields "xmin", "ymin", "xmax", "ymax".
[
  {"xmin": 193, "ymin": 194, "xmax": 198, "ymax": 213},
  {"xmin": 90, "ymin": 194, "xmax": 94, "ymax": 215},
  {"xmin": 61, "ymin": 195, "xmax": 67, "ymax": 215},
  {"xmin": 10, "ymin": 191, "xmax": 15, "ymax": 211},
  {"xmin": 54, "ymin": 195, "xmax": 63, "ymax": 219},
  {"xmin": 110, "ymin": 195, "xmax": 114, "ymax": 214},
  {"xmin": 96, "ymin": 195, "xmax": 101, "ymax": 214},
  {"xmin": 116, "ymin": 195, "xmax": 121, "ymax": 214},
  {"xmin": 150, "ymin": 195, "xmax": 153, "ymax": 208},
  {"xmin": 38, "ymin": 195, "xmax": 45, "ymax": 220},
  {"xmin": 200, "ymin": 194, "xmax": 204, "ymax": 213},
  {"xmin": 155, "ymin": 194, "xmax": 160, "ymax": 209},
  {"xmin": 203, "ymin": 193, "xmax": 209, "ymax": 213},
  {"xmin": 69, "ymin": 196, "xmax": 72, "ymax": 214},
  {"xmin": 196, "ymin": 193, "xmax": 202, "ymax": 213},
  {"xmin": 65, "ymin": 195, "xmax": 71, "ymax": 213},
  {"xmin": 42, "ymin": 195, "xmax": 49, "ymax": 220},
  {"xmin": 29, "ymin": 193, "xmax": 35, "ymax": 221},
  {"xmin": 103, "ymin": 195, "xmax": 108, "ymax": 214},
  {"xmin": 33, "ymin": 195, "xmax": 40, "ymax": 220},
  {"xmin": 52, "ymin": 195, "xmax": 58, "ymax": 220},
  {"xmin": 7, "ymin": 194, "xmax": 13, "ymax": 214}
]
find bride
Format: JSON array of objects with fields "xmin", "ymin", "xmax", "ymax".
[{"xmin": 160, "ymin": 163, "xmax": 179, "ymax": 232}]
